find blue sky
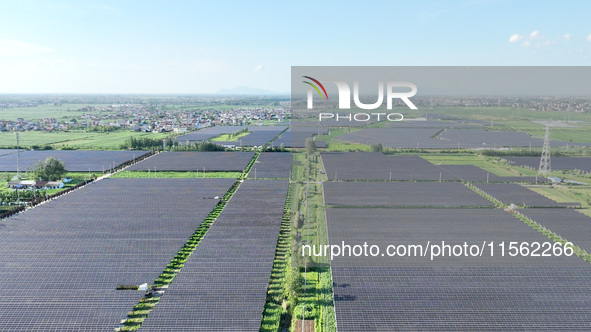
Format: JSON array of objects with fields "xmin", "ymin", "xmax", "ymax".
[{"xmin": 1, "ymin": 0, "xmax": 591, "ymax": 93}]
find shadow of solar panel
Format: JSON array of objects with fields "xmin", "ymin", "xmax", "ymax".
[
  {"xmin": 127, "ymin": 151, "xmax": 255, "ymax": 171},
  {"xmin": 140, "ymin": 180, "xmax": 289, "ymax": 331}
]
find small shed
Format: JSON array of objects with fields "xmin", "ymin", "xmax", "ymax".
[
  {"xmin": 20, "ymin": 180, "xmax": 36, "ymax": 189},
  {"xmin": 6, "ymin": 180, "xmax": 20, "ymax": 188},
  {"xmin": 46, "ymin": 181, "xmax": 63, "ymax": 189}
]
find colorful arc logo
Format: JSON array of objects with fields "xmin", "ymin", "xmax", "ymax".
[{"xmin": 302, "ymin": 76, "xmax": 328, "ymax": 100}]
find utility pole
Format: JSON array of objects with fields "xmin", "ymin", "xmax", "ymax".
[
  {"xmin": 15, "ymin": 132, "xmax": 20, "ymax": 178},
  {"xmin": 538, "ymin": 126, "xmax": 551, "ymax": 177}
]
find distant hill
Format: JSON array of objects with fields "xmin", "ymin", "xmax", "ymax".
[{"xmin": 216, "ymin": 86, "xmax": 286, "ymax": 95}]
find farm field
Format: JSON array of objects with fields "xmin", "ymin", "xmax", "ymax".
[
  {"xmin": 0, "ymin": 103, "xmax": 116, "ymax": 121},
  {"xmin": 0, "ymin": 130, "xmax": 171, "ymax": 150}
]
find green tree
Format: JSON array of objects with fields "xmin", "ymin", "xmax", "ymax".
[
  {"xmin": 370, "ymin": 143, "xmax": 383, "ymax": 152},
  {"xmin": 32, "ymin": 157, "xmax": 67, "ymax": 181},
  {"xmin": 305, "ymin": 137, "xmax": 317, "ymax": 155}
]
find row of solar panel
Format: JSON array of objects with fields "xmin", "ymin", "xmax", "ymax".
[
  {"xmin": 0, "ymin": 178, "xmax": 236, "ymax": 331},
  {"xmin": 140, "ymin": 180, "xmax": 289, "ymax": 331},
  {"xmin": 0, "ymin": 150, "xmax": 149, "ymax": 172}
]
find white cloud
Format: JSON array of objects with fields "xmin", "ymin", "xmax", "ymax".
[
  {"xmin": 0, "ymin": 39, "xmax": 54, "ymax": 56},
  {"xmin": 254, "ymin": 64, "xmax": 264, "ymax": 72},
  {"xmin": 508, "ymin": 34, "xmax": 523, "ymax": 43},
  {"xmin": 587, "ymin": 34, "xmax": 591, "ymax": 41},
  {"xmin": 509, "ymin": 31, "xmax": 576, "ymax": 49}
]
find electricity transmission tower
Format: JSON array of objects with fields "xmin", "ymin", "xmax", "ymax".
[{"xmin": 538, "ymin": 126, "xmax": 551, "ymax": 177}]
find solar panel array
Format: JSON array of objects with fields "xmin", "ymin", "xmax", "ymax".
[
  {"xmin": 176, "ymin": 126, "xmax": 245, "ymax": 143},
  {"xmin": 326, "ymin": 209, "xmax": 573, "ymax": 268},
  {"xmin": 507, "ymin": 157, "xmax": 591, "ymax": 173},
  {"xmin": 0, "ymin": 149, "xmax": 17, "ymax": 157},
  {"xmin": 127, "ymin": 151, "xmax": 255, "ymax": 171},
  {"xmin": 439, "ymin": 129, "xmax": 588, "ymax": 148},
  {"xmin": 326, "ymin": 208, "xmax": 591, "ymax": 330},
  {"xmin": 272, "ymin": 128, "xmax": 327, "ymax": 148},
  {"xmin": 385, "ymin": 120, "xmax": 479, "ymax": 128},
  {"xmin": 0, "ymin": 178, "xmax": 235, "ymax": 331},
  {"xmin": 213, "ymin": 129, "xmax": 284, "ymax": 147},
  {"xmin": 323, "ymin": 182, "xmax": 494, "ymax": 207},
  {"xmin": 140, "ymin": 180, "xmax": 289, "ymax": 331},
  {"xmin": 498, "ymin": 176, "xmax": 551, "ymax": 183},
  {"xmin": 438, "ymin": 165, "xmax": 546, "ymax": 183},
  {"xmin": 249, "ymin": 126, "xmax": 289, "ymax": 132},
  {"xmin": 334, "ymin": 128, "xmax": 447, "ymax": 149},
  {"xmin": 473, "ymin": 183, "xmax": 576, "ymax": 207},
  {"xmin": 0, "ymin": 150, "xmax": 149, "ymax": 172},
  {"xmin": 439, "ymin": 165, "xmax": 503, "ymax": 182},
  {"xmin": 294, "ymin": 117, "xmax": 380, "ymax": 127},
  {"xmin": 333, "ymin": 128, "xmax": 588, "ymax": 149},
  {"xmin": 321, "ymin": 152, "xmax": 458, "ymax": 181},
  {"xmin": 249, "ymin": 152, "xmax": 292, "ymax": 179},
  {"xmin": 290, "ymin": 123, "xmax": 330, "ymax": 133},
  {"xmin": 519, "ymin": 208, "xmax": 591, "ymax": 254},
  {"xmin": 270, "ymin": 129, "xmax": 293, "ymax": 147}
]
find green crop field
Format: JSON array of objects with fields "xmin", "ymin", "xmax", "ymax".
[
  {"xmin": 0, "ymin": 103, "xmax": 116, "ymax": 121},
  {"xmin": 0, "ymin": 130, "xmax": 172, "ymax": 150}
]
